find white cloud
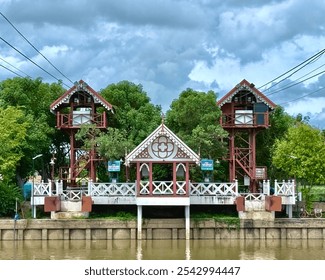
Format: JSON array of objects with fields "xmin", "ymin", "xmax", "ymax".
[
  {"xmin": 285, "ymin": 97, "xmax": 325, "ymax": 116},
  {"xmin": 2, "ymin": 0, "xmax": 325, "ymax": 128}
]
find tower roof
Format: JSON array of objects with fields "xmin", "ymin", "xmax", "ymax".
[
  {"xmin": 217, "ymin": 79, "xmax": 276, "ymax": 110},
  {"xmin": 50, "ymin": 80, "xmax": 113, "ymax": 113}
]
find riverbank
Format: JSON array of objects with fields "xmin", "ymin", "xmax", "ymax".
[{"xmin": 1, "ymin": 218, "xmax": 325, "ymax": 240}]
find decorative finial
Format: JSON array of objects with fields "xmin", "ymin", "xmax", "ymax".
[{"xmin": 161, "ymin": 113, "xmax": 165, "ymax": 124}]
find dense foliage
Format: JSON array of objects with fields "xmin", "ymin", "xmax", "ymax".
[
  {"xmin": 256, "ymin": 106, "xmax": 296, "ymax": 180},
  {"xmin": 1, "ymin": 77, "xmax": 325, "ymax": 216},
  {"xmin": 272, "ymin": 122, "xmax": 325, "ymax": 210},
  {"xmin": 166, "ymin": 88, "xmax": 228, "ymax": 180}
]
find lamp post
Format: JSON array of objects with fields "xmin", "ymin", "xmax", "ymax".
[
  {"xmin": 49, "ymin": 154, "xmax": 56, "ymax": 194},
  {"xmin": 50, "ymin": 157, "xmax": 55, "ymax": 180},
  {"xmin": 32, "ymin": 154, "xmax": 43, "ymax": 218}
]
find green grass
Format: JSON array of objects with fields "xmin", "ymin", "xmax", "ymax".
[
  {"xmin": 88, "ymin": 211, "xmax": 137, "ymax": 221},
  {"xmin": 191, "ymin": 212, "xmax": 240, "ymax": 229}
]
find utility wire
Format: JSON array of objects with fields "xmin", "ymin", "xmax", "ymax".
[
  {"xmin": 278, "ymin": 86, "xmax": 325, "ymax": 106},
  {"xmin": 0, "ymin": 36, "xmax": 70, "ymax": 88},
  {"xmin": 0, "ymin": 12, "xmax": 74, "ymax": 86},
  {"xmin": 258, "ymin": 48, "xmax": 325, "ymax": 91},
  {"xmin": 0, "ymin": 63, "xmax": 25, "ymax": 78},
  {"xmin": 0, "ymin": 56, "xmax": 32, "ymax": 78},
  {"xmin": 265, "ymin": 68, "xmax": 325, "ymax": 97},
  {"xmin": 274, "ymin": 61, "xmax": 325, "ymax": 92}
]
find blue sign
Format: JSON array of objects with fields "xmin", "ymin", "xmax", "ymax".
[
  {"xmin": 201, "ymin": 159, "xmax": 214, "ymax": 171},
  {"xmin": 108, "ymin": 160, "xmax": 121, "ymax": 172}
]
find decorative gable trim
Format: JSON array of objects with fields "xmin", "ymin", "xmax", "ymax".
[
  {"xmin": 217, "ymin": 79, "xmax": 276, "ymax": 109},
  {"xmin": 50, "ymin": 80, "xmax": 113, "ymax": 113},
  {"xmin": 125, "ymin": 123, "xmax": 200, "ymax": 166}
]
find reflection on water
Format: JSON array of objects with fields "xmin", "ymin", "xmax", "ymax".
[{"xmin": 1, "ymin": 239, "xmax": 325, "ymax": 260}]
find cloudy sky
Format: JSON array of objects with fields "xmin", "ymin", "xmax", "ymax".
[{"xmin": 1, "ymin": 0, "xmax": 325, "ymax": 128}]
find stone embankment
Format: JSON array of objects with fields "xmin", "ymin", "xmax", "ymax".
[{"xmin": 1, "ymin": 218, "xmax": 325, "ymax": 240}]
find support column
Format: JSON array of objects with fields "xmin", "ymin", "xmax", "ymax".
[
  {"xmin": 249, "ymin": 129, "xmax": 257, "ymax": 193},
  {"xmin": 173, "ymin": 162, "xmax": 177, "ymax": 195},
  {"xmin": 185, "ymin": 205, "xmax": 190, "ymax": 240},
  {"xmin": 69, "ymin": 132, "xmax": 76, "ymax": 185},
  {"xmin": 32, "ymin": 204, "xmax": 36, "ymax": 219},
  {"xmin": 286, "ymin": 205, "xmax": 293, "ymax": 218},
  {"xmin": 229, "ymin": 131, "xmax": 236, "ymax": 181},
  {"xmin": 137, "ymin": 205, "xmax": 142, "ymax": 240}
]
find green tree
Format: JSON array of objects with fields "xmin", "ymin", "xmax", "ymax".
[
  {"xmin": 0, "ymin": 77, "xmax": 65, "ymax": 184},
  {"xmin": 0, "ymin": 106, "xmax": 29, "ymax": 182},
  {"xmin": 76, "ymin": 125, "xmax": 133, "ymax": 161},
  {"xmin": 166, "ymin": 88, "xmax": 228, "ymax": 180},
  {"xmin": 0, "ymin": 181, "xmax": 22, "ymax": 217},
  {"xmin": 92, "ymin": 81, "xmax": 162, "ymax": 181},
  {"xmin": 100, "ymin": 81, "xmax": 162, "ymax": 146},
  {"xmin": 256, "ymin": 106, "xmax": 295, "ymax": 180},
  {"xmin": 0, "ymin": 106, "xmax": 28, "ymax": 217},
  {"xmin": 272, "ymin": 123, "xmax": 325, "ymax": 210}
]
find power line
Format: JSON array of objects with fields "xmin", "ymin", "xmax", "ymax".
[
  {"xmin": 0, "ymin": 36, "xmax": 70, "ymax": 88},
  {"xmin": 265, "ymin": 68, "xmax": 325, "ymax": 97},
  {"xmin": 278, "ymin": 86, "xmax": 325, "ymax": 106},
  {"xmin": 0, "ymin": 12, "xmax": 74, "ymax": 86},
  {"xmin": 258, "ymin": 48, "xmax": 325, "ymax": 91},
  {"xmin": 0, "ymin": 63, "xmax": 25, "ymax": 78},
  {"xmin": 0, "ymin": 56, "xmax": 32, "ymax": 78},
  {"xmin": 278, "ymin": 61, "xmax": 325, "ymax": 91}
]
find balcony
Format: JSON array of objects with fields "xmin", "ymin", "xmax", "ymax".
[
  {"xmin": 56, "ymin": 112, "xmax": 107, "ymax": 129},
  {"xmin": 220, "ymin": 111, "xmax": 269, "ymax": 128}
]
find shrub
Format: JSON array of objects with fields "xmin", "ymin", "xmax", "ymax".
[{"xmin": 0, "ymin": 182, "xmax": 23, "ymax": 217}]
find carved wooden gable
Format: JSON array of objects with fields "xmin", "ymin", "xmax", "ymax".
[
  {"xmin": 217, "ymin": 79, "xmax": 276, "ymax": 110},
  {"xmin": 125, "ymin": 123, "xmax": 200, "ymax": 165},
  {"xmin": 50, "ymin": 80, "xmax": 113, "ymax": 113}
]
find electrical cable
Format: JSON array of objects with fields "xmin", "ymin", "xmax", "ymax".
[
  {"xmin": 257, "ymin": 48, "xmax": 325, "ymax": 91},
  {"xmin": 0, "ymin": 63, "xmax": 25, "ymax": 78},
  {"xmin": 278, "ymin": 86, "xmax": 325, "ymax": 106},
  {"xmin": 0, "ymin": 36, "xmax": 70, "ymax": 88},
  {"xmin": 265, "ymin": 68, "xmax": 325, "ymax": 97},
  {"xmin": 0, "ymin": 12, "xmax": 74, "ymax": 86},
  {"xmin": 0, "ymin": 56, "xmax": 32, "ymax": 78}
]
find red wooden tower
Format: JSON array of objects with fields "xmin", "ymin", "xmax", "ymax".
[
  {"xmin": 217, "ymin": 79, "xmax": 276, "ymax": 192},
  {"xmin": 50, "ymin": 80, "xmax": 113, "ymax": 186}
]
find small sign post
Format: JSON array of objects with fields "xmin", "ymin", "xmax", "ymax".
[
  {"xmin": 200, "ymin": 159, "xmax": 214, "ymax": 171},
  {"xmin": 201, "ymin": 159, "xmax": 214, "ymax": 182},
  {"xmin": 108, "ymin": 160, "xmax": 121, "ymax": 183},
  {"xmin": 108, "ymin": 160, "xmax": 121, "ymax": 172}
]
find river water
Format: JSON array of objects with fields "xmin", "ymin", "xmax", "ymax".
[{"xmin": 1, "ymin": 239, "xmax": 325, "ymax": 260}]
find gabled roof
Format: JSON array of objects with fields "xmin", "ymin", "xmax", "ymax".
[
  {"xmin": 217, "ymin": 79, "xmax": 276, "ymax": 109},
  {"xmin": 50, "ymin": 80, "xmax": 113, "ymax": 113},
  {"xmin": 125, "ymin": 123, "xmax": 200, "ymax": 166}
]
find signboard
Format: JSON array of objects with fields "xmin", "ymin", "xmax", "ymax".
[
  {"xmin": 256, "ymin": 167, "xmax": 267, "ymax": 179},
  {"xmin": 200, "ymin": 159, "xmax": 214, "ymax": 171},
  {"xmin": 108, "ymin": 160, "xmax": 121, "ymax": 172}
]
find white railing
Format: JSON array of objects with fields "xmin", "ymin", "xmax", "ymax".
[
  {"xmin": 33, "ymin": 181, "xmax": 52, "ymax": 196},
  {"xmin": 262, "ymin": 180, "xmax": 270, "ymax": 195},
  {"xmin": 60, "ymin": 190, "xmax": 84, "ymax": 201},
  {"xmin": 176, "ymin": 181, "xmax": 186, "ymax": 195},
  {"xmin": 190, "ymin": 181, "xmax": 238, "ymax": 196},
  {"xmin": 152, "ymin": 181, "xmax": 174, "ymax": 195},
  {"xmin": 139, "ymin": 181, "xmax": 187, "ymax": 195},
  {"xmin": 242, "ymin": 193, "xmax": 265, "ymax": 201},
  {"xmin": 32, "ymin": 179, "xmax": 296, "ymax": 204},
  {"xmin": 139, "ymin": 181, "xmax": 150, "ymax": 195},
  {"xmin": 275, "ymin": 180, "xmax": 295, "ymax": 196},
  {"xmin": 90, "ymin": 182, "xmax": 136, "ymax": 196}
]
